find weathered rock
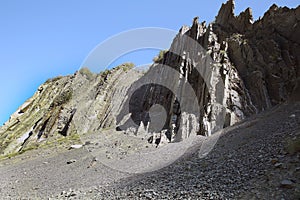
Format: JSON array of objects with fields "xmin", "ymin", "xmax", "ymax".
[
  {"xmin": 116, "ymin": 0, "xmax": 300, "ymax": 142},
  {"xmin": 0, "ymin": 1, "xmax": 299, "ymax": 156},
  {"xmin": 0, "ymin": 63, "xmax": 139, "ymax": 156},
  {"xmin": 280, "ymin": 179, "xmax": 294, "ymax": 189}
]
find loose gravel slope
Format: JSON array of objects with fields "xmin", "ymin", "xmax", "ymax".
[{"xmin": 0, "ymin": 102, "xmax": 300, "ymax": 199}]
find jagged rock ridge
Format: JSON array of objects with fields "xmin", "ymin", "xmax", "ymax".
[{"xmin": 116, "ymin": 0, "xmax": 299, "ymax": 142}]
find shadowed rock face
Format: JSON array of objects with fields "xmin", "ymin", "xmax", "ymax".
[
  {"xmin": 0, "ymin": 0, "xmax": 299, "ymax": 155},
  {"xmin": 117, "ymin": 1, "xmax": 300, "ymax": 140}
]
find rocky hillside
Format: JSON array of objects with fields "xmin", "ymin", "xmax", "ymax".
[
  {"xmin": 0, "ymin": 0, "xmax": 299, "ymax": 158},
  {"xmin": 0, "ymin": 63, "xmax": 140, "ymax": 156}
]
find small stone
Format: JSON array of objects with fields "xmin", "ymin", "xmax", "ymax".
[
  {"xmin": 144, "ymin": 193, "xmax": 152, "ymax": 199},
  {"xmin": 69, "ymin": 192, "xmax": 76, "ymax": 197},
  {"xmin": 274, "ymin": 163, "xmax": 283, "ymax": 168},
  {"xmin": 67, "ymin": 159, "xmax": 76, "ymax": 164},
  {"xmin": 289, "ymin": 114, "xmax": 296, "ymax": 118},
  {"xmin": 69, "ymin": 144, "xmax": 83, "ymax": 149},
  {"xmin": 280, "ymin": 179, "xmax": 294, "ymax": 189}
]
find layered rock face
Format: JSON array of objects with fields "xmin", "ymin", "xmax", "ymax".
[
  {"xmin": 215, "ymin": 1, "xmax": 300, "ymax": 108},
  {"xmin": 0, "ymin": 0, "xmax": 299, "ymax": 155},
  {"xmin": 0, "ymin": 64, "xmax": 141, "ymax": 155},
  {"xmin": 117, "ymin": 0, "xmax": 300, "ymax": 141}
]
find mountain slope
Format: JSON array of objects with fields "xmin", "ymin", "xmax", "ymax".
[
  {"xmin": 0, "ymin": 1, "xmax": 299, "ymax": 199},
  {"xmin": 0, "ymin": 1, "xmax": 299, "ymax": 157},
  {"xmin": 0, "ymin": 63, "xmax": 139, "ymax": 156},
  {"xmin": 117, "ymin": 0, "xmax": 300, "ymax": 142}
]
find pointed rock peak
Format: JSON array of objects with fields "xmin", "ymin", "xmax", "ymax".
[
  {"xmin": 216, "ymin": 0, "xmax": 235, "ymax": 24},
  {"xmin": 238, "ymin": 7, "xmax": 254, "ymax": 24},
  {"xmin": 227, "ymin": 0, "xmax": 235, "ymax": 10},
  {"xmin": 191, "ymin": 16, "xmax": 200, "ymax": 30},
  {"xmin": 193, "ymin": 16, "xmax": 199, "ymax": 25},
  {"xmin": 220, "ymin": 0, "xmax": 235, "ymax": 12},
  {"xmin": 245, "ymin": 7, "xmax": 253, "ymax": 20},
  {"xmin": 270, "ymin": 3, "xmax": 279, "ymax": 11},
  {"xmin": 179, "ymin": 25, "xmax": 190, "ymax": 35},
  {"xmin": 262, "ymin": 4, "xmax": 279, "ymax": 18}
]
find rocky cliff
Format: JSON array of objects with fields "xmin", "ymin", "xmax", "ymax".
[
  {"xmin": 0, "ymin": 0, "xmax": 299, "ymax": 156},
  {"xmin": 0, "ymin": 63, "xmax": 140, "ymax": 156},
  {"xmin": 117, "ymin": 0, "xmax": 300, "ymax": 141}
]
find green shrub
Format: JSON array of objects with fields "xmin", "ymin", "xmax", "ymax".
[
  {"xmin": 153, "ymin": 50, "xmax": 168, "ymax": 63},
  {"xmin": 101, "ymin": 69, "xmax": 111, "ymax": 78},
  {"xmin": 51, "ymin": 89, "xmax": 73, "ymax": 108},
  {"xmin": 119, "ymin": 62, "xmax": 135, "ymax": 72},
  {"xmin": 45, "ymin": 76, "xmax": 63, "ymax": 83},
  {"xmin": 79, "ymin": 67, "xmax": 95, "ymax": 80}
]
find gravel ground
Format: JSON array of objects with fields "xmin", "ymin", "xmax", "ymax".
[{"xmin": 1, "ymin": 102, "xmax": 300, "ymax": 199}]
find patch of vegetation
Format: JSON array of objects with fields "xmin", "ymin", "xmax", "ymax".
[
  {"xmin": 153, "ymin": 50, "xmax": 168, "ymax": 63},
  {"xmin": 117, "ymin": 62, "xmax": 135, "ymax": 72},
  {"xmin": 0, "ymin": 133, "xmax": 81, "ymax": 160},
  {"xmin": 45, "ymin": 76, "xmax": 63, "ymax": 84},
  {"xmin": 50, "ymin": 89, "xmax": 73, "ymax": 108},
  {"xmin": 220, "ymin": 50, "xmax": 226, "ymax": 55},
  {"xmin": 0, "ymin": 143, "xmax": 40, "ymax": 160},
  {"xmin": 41, "ymin": 133, "xmax": 81, "ymax": 148},
  {"xmin": 0, "ymin": 151, "xmax": 20, "ymax": 160},
  {"xmin": 101, "ymin": 69, "xmax": 111, "ymax": 76},
  {"xmin": 79, "ymin": 67, "xmax": 95, "ymax": 80},
  {"xmin": 97, "ymin": 63, "xmax": 134, "ymax": 83},
  {"xmin": 101, "ymin": 126, "xmax": 114, "ymax": 131},
  {"xmin": 99, "ymin": 69, "xmax": 112, "ymax": 82}
]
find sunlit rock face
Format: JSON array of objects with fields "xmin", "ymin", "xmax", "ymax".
[{"xmin": 0, "ymin": 64, "xmax": 140, "ymax": 156}]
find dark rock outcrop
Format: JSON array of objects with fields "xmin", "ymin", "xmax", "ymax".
[{"xmin": 116, "ymin": 0, "xmax": 300, "ymax": 142}]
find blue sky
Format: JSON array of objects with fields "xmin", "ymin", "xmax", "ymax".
[{"xmin": 0, "ymin": 0, "xmax": 299, "ymax": 125}]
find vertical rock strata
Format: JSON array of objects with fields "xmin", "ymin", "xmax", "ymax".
[{"xmin": 117, "ymin": 0, "xmax": 300, "ymax": 141}]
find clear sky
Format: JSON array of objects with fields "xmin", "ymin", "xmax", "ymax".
[{"xmin": 0, "ymin": 0, "xmax": 299, "ymax": 125}]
